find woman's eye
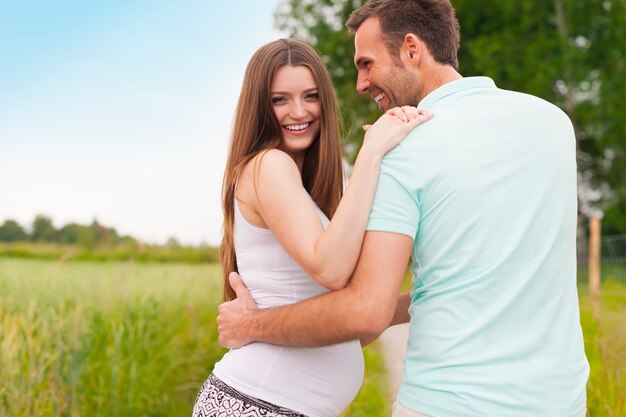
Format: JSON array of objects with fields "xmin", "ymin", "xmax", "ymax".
[
  {"xmin": 306, "ymin": 93, "xmax": 319, "ymax": 100},
  {"xmin": 272, "ymin": 97, "xmax": 286, "ymax": 104}
]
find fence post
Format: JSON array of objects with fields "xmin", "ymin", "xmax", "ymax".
[{"xmin": 588, "ymin": 216, "xmax": 601, "ymax": 319}]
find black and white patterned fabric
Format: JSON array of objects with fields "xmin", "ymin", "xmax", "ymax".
[{"xmin": 192, "ymin": 374, "xmax": 308, "ymax": 417}]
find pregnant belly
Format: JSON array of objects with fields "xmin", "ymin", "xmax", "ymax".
[{"xmin": 215, "ymin": 341, "xmax": 364, "ymax": 417}]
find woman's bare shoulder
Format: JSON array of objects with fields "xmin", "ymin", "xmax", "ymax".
[
  {"xmin": 238, "ymin": 149, "xmax": 300, "ymax": 200},
  {"xmin": 257, "ymin": 148, "xmax": 297, "ymax": 169},
  {"xmin": 249, "ymin": 149, "xmax": 300, "ymax": 181}
]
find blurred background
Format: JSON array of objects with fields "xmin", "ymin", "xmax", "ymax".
[
  {"xmin": 0, "ymin": 0, "xmax": 284, "ymax": 247},
  {"xmin": 1, "ymin": 1, "xmax": 625, "ymax": 416}
]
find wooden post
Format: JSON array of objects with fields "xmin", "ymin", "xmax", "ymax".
[{"xmin": 588, "ymin": 216, "xmax": 601, "ymax": 319}]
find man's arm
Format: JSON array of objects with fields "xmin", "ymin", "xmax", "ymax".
[
  {"xmin": 359, "ymin": 290, "xmax": 412, "ymax": 347},
  {"xmin": 217, "ymin": 231, "xmax": 413, "ymax": 348}
]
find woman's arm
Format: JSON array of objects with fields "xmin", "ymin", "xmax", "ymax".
[{"xmin": 253, "ymin": 110, "xmax": 431, "ymax": 290}]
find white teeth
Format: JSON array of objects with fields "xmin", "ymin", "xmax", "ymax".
[
  {"xmin": 285, "ymin": 123, "xmax": 310, "ymax": 131},
  {"xmin": 374, "ymin": 93, "xmax": 385, "ymax": 104}
]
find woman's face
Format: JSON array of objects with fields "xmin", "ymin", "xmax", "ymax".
[{"xmin": 271, "ymin": 65, "xmax": 321, "ymax": 164}]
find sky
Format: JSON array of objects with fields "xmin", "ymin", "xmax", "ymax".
[{"xmin": 0, "ymin": 0, "xmax": 286, "ymax": 246}]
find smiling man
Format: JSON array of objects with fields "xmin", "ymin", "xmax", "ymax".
[{"xmin": 217, "ymin": 1, "xmax": 589, "ymax": 416}]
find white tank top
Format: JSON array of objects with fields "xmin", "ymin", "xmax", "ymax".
[{"xmin": 213, "ymin": 199, "xmax": 364, "ymax": 417}]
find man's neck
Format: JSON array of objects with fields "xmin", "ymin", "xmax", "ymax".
[{"xmin": 421, "ymin": 66, "xmax": 463, "ymax": 99}]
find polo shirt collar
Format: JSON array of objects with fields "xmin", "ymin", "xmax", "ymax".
[{"xmin": 418, "ymin": 76, "xmax": 496, "ymax": 109}]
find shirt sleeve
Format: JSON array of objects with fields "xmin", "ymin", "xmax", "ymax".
[{"xmin": 366, "ymin": 156, "xmax": 421, "ymax": 239}]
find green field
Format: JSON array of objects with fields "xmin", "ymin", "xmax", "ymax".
[
  {"xmin": 0, "ymin": 259, "xmax": 388, "ymax": 417},
  {"xmin": 1, "ymin": 259, "xmax": 624, "ymax": 417},
  {"xmin": 579, "ymin": 280, "xmax": 626, "ymax": 416}
]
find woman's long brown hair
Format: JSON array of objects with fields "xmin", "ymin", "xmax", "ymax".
[{"xmin": 220, "ymin": 39, "xmax": 344, "ymax": 301}]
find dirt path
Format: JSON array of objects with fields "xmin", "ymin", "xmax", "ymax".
[{"xmin": 378, "ymin": 323, "xmax": 410, "ymax": 399}]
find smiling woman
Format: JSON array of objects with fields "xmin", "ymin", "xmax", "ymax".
[{"xmin": 190, "ymin": 38, "xmax": 431, "ymax": 417}]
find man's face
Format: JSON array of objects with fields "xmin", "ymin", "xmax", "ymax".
[{"xmin": 354, "ymin": 17, "xmax": 420, "ymax": 112}]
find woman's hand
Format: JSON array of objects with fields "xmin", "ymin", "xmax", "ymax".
[{"xmin": 362, "ymin": 107, "xmax": 433, "ymax": 157}]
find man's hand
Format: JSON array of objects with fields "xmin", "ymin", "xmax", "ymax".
[
  {"xmin": 213, "ymin": 232, "xmax": 411, "ymax": 348},
  {"xmin": 217, "ymin": 272, "xmax": 258, "ymax": 348}
]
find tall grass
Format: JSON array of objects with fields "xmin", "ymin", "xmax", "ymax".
[
  {"xmin": 0, "ymin": 259, "xmax": 388, "ymax": 417},
  {"xmin": 579, "ymin": 280, "xmax": 626, "ymax": 416},
  {"xmin": 1, "ymin": 259, "xmax": 224, "ymax": 417},
  {"xmin": 7, "ymin": 257, "xmax": 622, "ymax": 416}
]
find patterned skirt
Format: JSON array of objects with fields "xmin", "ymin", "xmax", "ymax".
[{"xmin": 192, "ymin": 373, "xmax": 308, "ymax": 417}]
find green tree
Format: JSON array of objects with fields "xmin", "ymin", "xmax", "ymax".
[
  {"xmin": 31, "ymin": 215, "xmax": 57, "ymax": 242},
  {"xmin": 75, "ymin": 219, "xmax": 120, "ymax": 250},
  {"xmin": 274, "ymin": 0, "xmax": 626, "ymax": 232},
  {"xmin": 0, "ymin": 219, "xmax": 28, "ymax": 242},
  {"xmin": 57, "ymin": 223, "xmax": 81, "ymax": 244}
]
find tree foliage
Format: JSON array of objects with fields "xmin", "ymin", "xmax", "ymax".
[
  {"xmin": 0, "ymin": 220, "xmax": 28, "ymax": 242},
  {"xmin": 0, "ymin": 215, "xmax": 131, "ymax": 248},
  {"xmin": 31, "ymin": 215, "xmax": 57, "ymax": 242},
  {"xmin": 274, "ymin": 0, "xmax": 626, "ymax": 232},
  {"xmin": 0, "ymin": 216, "xmax": 219, "ymax": 263}
]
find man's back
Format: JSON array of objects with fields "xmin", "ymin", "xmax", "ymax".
[{"xmin": 367, "ymin": 77, "xmax": 589, "ymax": 417}]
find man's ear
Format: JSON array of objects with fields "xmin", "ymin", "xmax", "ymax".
[{"xmin": 403, "ymin": 33, "xmax": 422, "ymax": 62}]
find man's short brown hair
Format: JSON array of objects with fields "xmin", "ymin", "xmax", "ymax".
[{"xmin": 346, "ymin": 0, "xmax": 460, "ymax": 70}]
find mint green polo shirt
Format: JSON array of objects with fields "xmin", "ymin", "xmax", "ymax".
[{"xmin": 367, "ymin": 77, "xmax": 589, "ymax": 417}]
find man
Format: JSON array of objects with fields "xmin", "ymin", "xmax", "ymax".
[{"xmin": 218, "ymin": 0, "xmax": 589, "ymax": 416}]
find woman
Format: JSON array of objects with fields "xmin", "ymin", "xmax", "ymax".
[{"xmin": 193, "ymin": 39, "xmax": 431, "ymax": 417}]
